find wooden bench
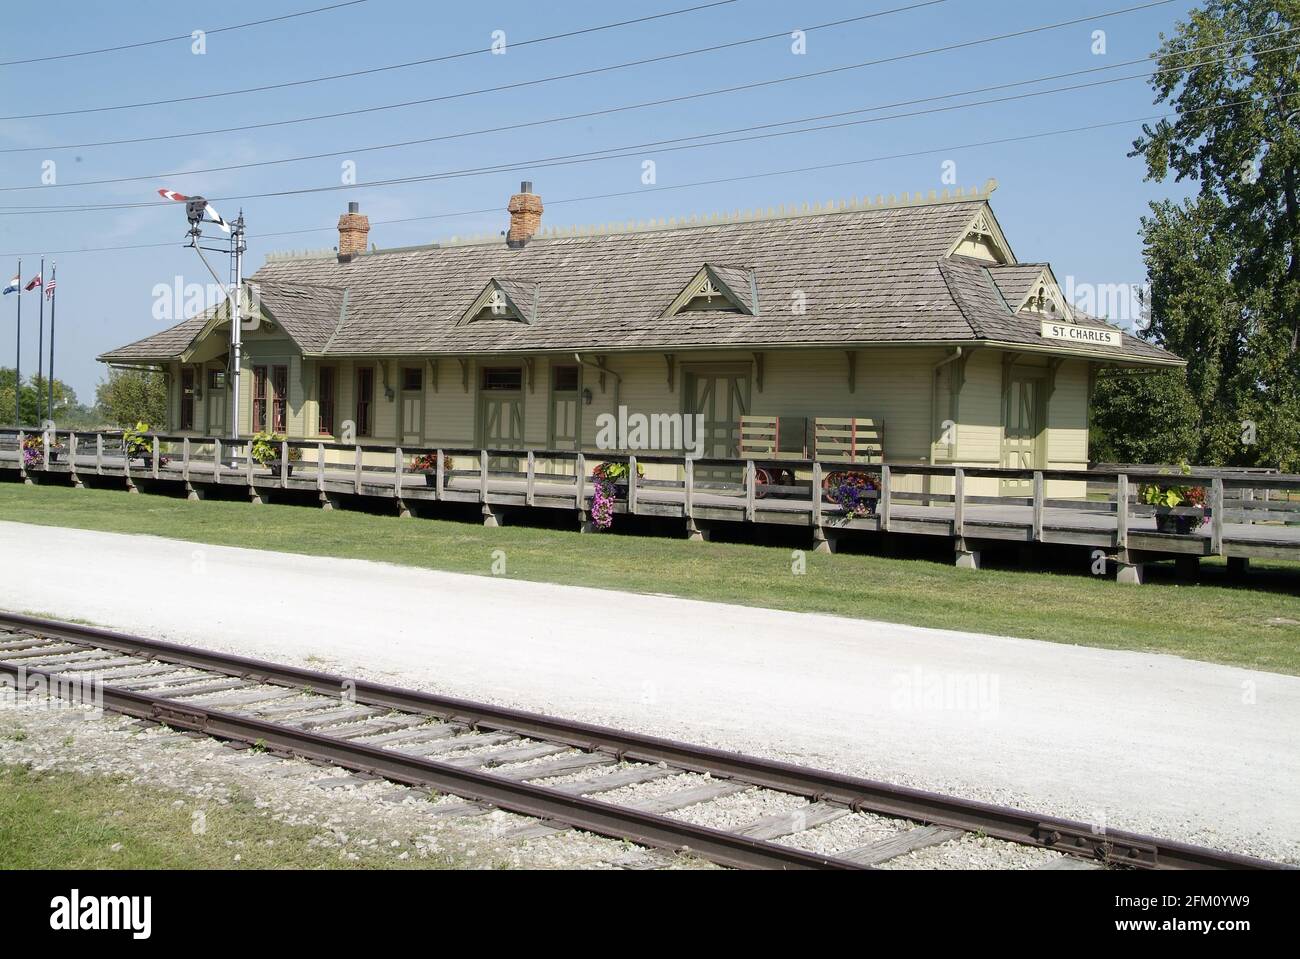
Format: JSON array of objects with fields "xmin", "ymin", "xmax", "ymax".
[
  {"xmin": 813, "ymin": 417, "xmax": 885, "ymax": 466},
  {"xmin": 739, "ymin": 415, "xmax": 810, "ymax": 489}
]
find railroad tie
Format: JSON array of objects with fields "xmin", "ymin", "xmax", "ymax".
[
  {"xmin": 499, "ymin": 752, "xmax": 616, "ymax": 782},
  {"xmin": 444, "ymin": 742, "xmax": 570, "ymax": 769},
  {"xmin": 732, "ymin": 802, "xmax": 848, "ymax": 841},
  {"xmin": 836, "ymin": 825, "xmax": 964, "ymax": 866},
  {"xmin": 504, "ymin": 778, "xmax": 751, "ymax": 843}
]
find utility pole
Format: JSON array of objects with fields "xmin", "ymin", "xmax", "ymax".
[
  {"xmin": 183, "ymin": 199, "xmax": 244, "ymax": 442},
  {"xmin": 35, "ymin": 256, "xmax": 44, "ymax": 423},
  {"xmin": 46, "ymin": 263, "xmax": 56, "ymax": 424},
  {"xmin": 229, "ymin": 211, "xmax": 244, "ymax": 441},
  {"xmin": 13, "ymin": 258, "xmax": 20, "ymax": 426}
]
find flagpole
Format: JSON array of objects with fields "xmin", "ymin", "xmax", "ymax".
[
  {"xmin": 47, "ymin": 264, "xmax": 56, "ymax": 423},
  {"xmin": 14, "ymin": 259, "xmax": 21, "ymax": 426},
  {"xmin": 35, "ymin": 256, "xmax": 44, "ymax": 424}
]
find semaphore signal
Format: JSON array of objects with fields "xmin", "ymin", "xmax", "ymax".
[{"xmin": 159, "ymin": 186, "xmax": 244, "ymax": 441}]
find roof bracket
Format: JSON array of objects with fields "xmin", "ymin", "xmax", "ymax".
[
  {"xmin": 524, "ymin": 357, "xmax": 536, "ymax": 394},
  {"xmin": 428, "ymin": 357, "xmax": 438, "ymax": 393},
  {"xmin": 458, "ymin": 357, "xmax": 470, "ymax": 393},
  {"xmin": 753, "ymin": 352, "xmax": 765, "ymax": 393},
  {"xmin": 845, "ymin": 351, "xmax": 857, "ymax": 394},
  {"xmin": 664, "ymin": 354, "xmax": 676, "ymax": 392},
  {"xmin": 575, "ymin": 353, "xmax": 614, "ymax": 393}
]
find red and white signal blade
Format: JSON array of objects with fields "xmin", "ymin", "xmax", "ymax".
[
  {"xmin": 156, "ymin": 186, "xmax": 230, "ymax": 233},
  {"xmin": 203, "ymin": 202, "xmax": 231, "ymax": 233}
]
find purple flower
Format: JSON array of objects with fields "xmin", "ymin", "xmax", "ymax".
[{"xmin": 591, "ymin": 478, "xmax": 615, "ymax": 530}]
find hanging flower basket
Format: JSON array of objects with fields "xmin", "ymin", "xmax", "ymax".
[
  {"xmin": 410, "ymin": 452, "xmax": 456, "ymax": 486},
  {"xmin": 589, "ymin": 460, "xmax": 644, "ymax": 530},
  {"xmin": 122, "ymin": 422, "xmax": 169, "ymax": 469},
  {"xmin": 1139, "ymin": 466, "xmax": 1207, "ymax": 535},
  {"xmin": 251, "ymin": 432, "xmax": 300, "ymax": 476},
  {"xmin": 823, "ymin": 470, "xmax": 879, "ymax": 518}
]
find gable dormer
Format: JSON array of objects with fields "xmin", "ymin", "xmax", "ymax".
[
  {"xmin": 662, "ymin": 263, "xmax": 759, "ymax": 318},
  {"xmin": 1013, "ymin": 268, "xmax": 1072, "ymax": 321},
  {"xmin": 948, "ymin": 204, "xmax": 1014, "ymax": 264},
  {"xmin": 459, "ymin": 278, "xmax": 538, "ymax": 326}
]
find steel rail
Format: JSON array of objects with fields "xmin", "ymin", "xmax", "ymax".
[
  {"xmin": 0, "ymin": 611, "xmax": 1284, "ymax": 870},
  {"xmin": 0, "ymin": 658, "xmax": 855, "ymax": 871}
]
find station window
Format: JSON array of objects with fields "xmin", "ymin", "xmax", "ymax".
[
  {"xmin": 552, "ymin": 365, "xmax": 579, "ymax": 392},
  {"xmin": 482, "ymin": 368, "xmax": 523, "ymax": 391}
]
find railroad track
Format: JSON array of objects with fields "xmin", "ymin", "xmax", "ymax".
[{"xmin": 0, "ymin": 611, "xmax": 1282, "ymax": 871}]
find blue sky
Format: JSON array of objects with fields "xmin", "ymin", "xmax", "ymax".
[{"xmin": 0, "ymin": 0, "xmax": 1200, "ymax": 404}]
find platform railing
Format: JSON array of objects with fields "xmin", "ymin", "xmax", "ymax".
[{"xmin": 4, "ymin": 428, "xmax": 1300, "ymax": 553}]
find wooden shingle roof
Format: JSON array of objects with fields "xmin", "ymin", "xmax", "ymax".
[{"xmin": 100, "ymin": 198, "xmax": 1181, "ymax": 367}]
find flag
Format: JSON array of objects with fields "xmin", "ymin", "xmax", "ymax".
[
  {"xmin": 24, "ymin": 273, "xmax": 41, "ymax": 292},
  {"xmin": 2, "ymin": 275, "xmax": 17, "ymax": 295},
  {"xmin": 44, "ymin": 278, "xmax": 55, "ymax": 299}
]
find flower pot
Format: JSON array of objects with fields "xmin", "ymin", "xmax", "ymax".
[
  {"xmin": 267, "ymin": 460, "xmax": 295, "ymax": 478},
  {"xmin": 410, "ymin": 469, "xmax": 436, "ymax": 486},
  {"xmin": 1154, "ymin": 509, "xmax": 1196, "ymax": 535}
]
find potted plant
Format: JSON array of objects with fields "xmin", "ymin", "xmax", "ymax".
[
  {"xmin": 823, "ymin": 470, "xmax": 879, "ymax": 518},
  {"xmin": 589, "ymin": 460, "xmax": 645, "ymax": 530},
  {"xmin": 409, "ymin": 451, "xmax": 456, "ymax": 486},
  {"xmin": 122, "ymin": 422, "xmax": 168, "ymax": 469},
  {"xmin": 592, "ymin": 460, "xmax": 643, "ymax": 493},
  {"xmin": 251, "ymin": 432, "xmax": 301, "ymax": 476},
  {"xmin": 1139, "ymin": 466, "xmax": 1207, "ymax": 535},
  {"xmin": 20, "ymin": 434, "xmax": 44, "ymax": 470}
]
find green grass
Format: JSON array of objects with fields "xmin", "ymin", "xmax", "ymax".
[
  {"xmin": 2, "ymin": 482, "xmax": 1298, "ymax": 674},
  {"xmin": 0, "ymin": 763, "xmax": 444, "ymax": 869}
]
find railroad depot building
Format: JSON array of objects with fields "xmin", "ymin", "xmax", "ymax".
[{"xmin": 100, "ymin": 180, "xmax": 1181, "ymax": 489}]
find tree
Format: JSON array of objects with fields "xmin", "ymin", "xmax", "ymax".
[
  {"xmin": 96, "ymin": 369, "xmax": 167, "ymax": 428},
  {"xmin": 1091, "ymin": 368, "xmax": 1201, "ymax": 464},
  {"xmin": 1108, "ymin": 0, "xmax": 1300, "ymax": 471},
  {"xmin": 0, "ymin": 368, "xmax": 89, "ymax": 427}
]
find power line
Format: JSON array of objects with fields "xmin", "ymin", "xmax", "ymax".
[
  {"xmin": 5, "ymin": 38, "xmax": 1291, "ymax": 217},
  {"xmin": 1, "ymin": 0, "xmax": 847, "ymax": 121},
  {"xmin": 4, "ymin": 0, "xmax": 1161, "ymax": 124},
  {"xmin": 6, "ymin": 28, "xmax": 1292, "ymax": 195},
  {"xmin": 3, "ymin": 91, "xmax": 1290, "ymax": 255},
  {"xmin": 0, "ymin": 0, "xmax": 373, "ymax": 67},
  {"xmin": 0, "ymin": 2, "xmax": 1192, "ymax": 216},
  {"xmin": 0, "ymin": 0, "xmax": 1175, "ymax": 155}
]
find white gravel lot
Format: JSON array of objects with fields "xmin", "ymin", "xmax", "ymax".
[{"xmin": 3, "ymin": 521, "xmax": 1297, "ymax": 864}]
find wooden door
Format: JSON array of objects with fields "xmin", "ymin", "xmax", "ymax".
[
  {"xmin": 686, "ymin": 367, "xmax": 749, "ymax": 481},
  {"xmin": 1001, "ymin": 374, "xmax": 1042, "ymax": 494},
  {"xmin": 400, "ymin": 366, "xmax": 423, "ymax": 446},
  {"xmin": 179, "ymin": 367, "xmax": 195, "ymax": 431},
  {"xmin": 479, "ymin": 367, "xmax": 524, "ymax": 459},
  {"xmin": 548, "ymin": 364, "xmax": 580, "ymax": 476},
  {"xmin": 207, "ymin": 369, "xmax": 227, "ymax": 435},
  {"xmin": 482, "ymin": 396, "xmax": 523, "ymax": 445}
]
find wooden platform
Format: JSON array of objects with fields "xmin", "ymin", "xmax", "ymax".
[{"xmin": 4, "ymin": 429, "xmax": 1299, "ymax": 583}]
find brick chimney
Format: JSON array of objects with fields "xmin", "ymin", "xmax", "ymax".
[
  {"xmin": 337, "ymin": 201, "xmax": 370, "ymax": 262},
  {"xmin": 507, "ymin": 181, "xmax": 543, "ymax": 248}
]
